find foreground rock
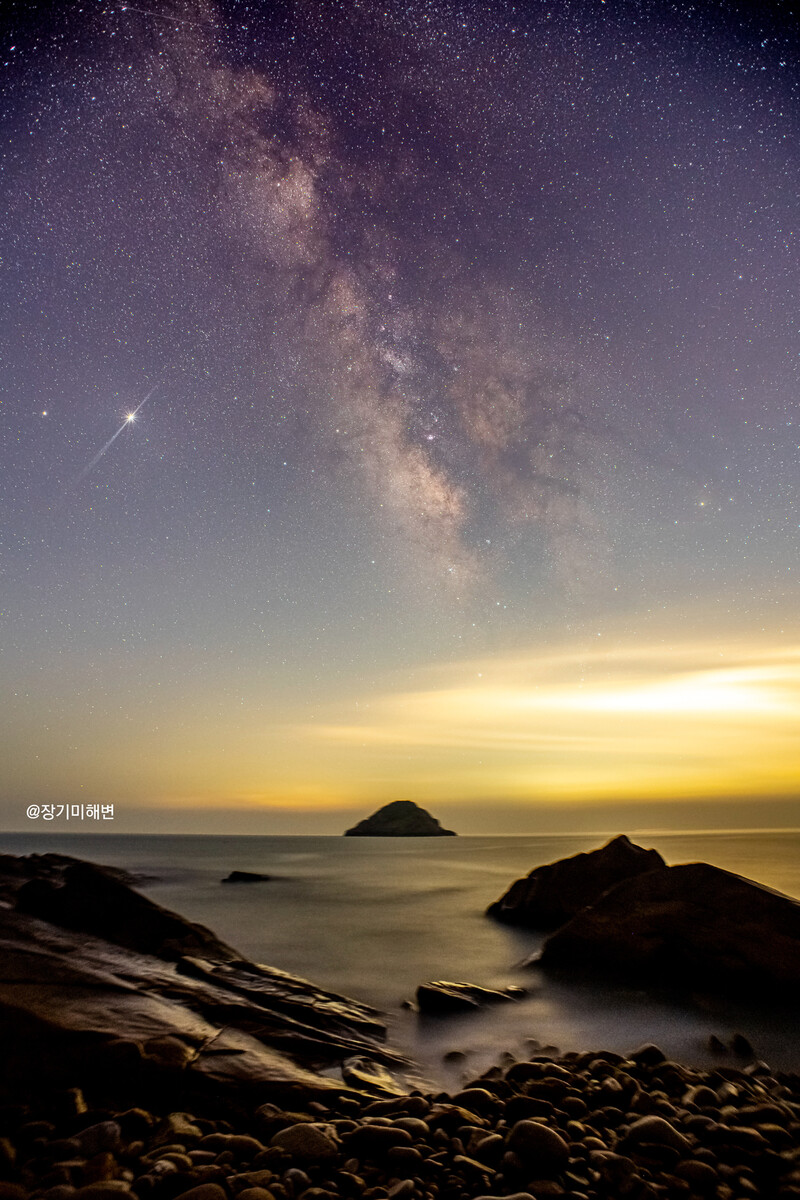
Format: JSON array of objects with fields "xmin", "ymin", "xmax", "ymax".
[
  {"xmin": 12, "ymin": 856, "xmax": 236, "ymax": 961},
  {"xmin": 0, "ymin": 854, "xmax": 406, "ymax": 1114},
  {"xmin": 539, "ymin": 860, "xmax": 800, "ymax": 996},
  {"xmin": 5, "ymin": 1042, "xmax": 800, "ymax": 1200},
  {"xmin": 416, "ymin": 981, "xmax": 526, "ymax": 1016},
  {"xmin": 487, "ymin": 835, "xmax": 665, "ymax": 929},
  {"xmin": 344, "ymin": 801, "xmax": 456, "ymax": 837}
]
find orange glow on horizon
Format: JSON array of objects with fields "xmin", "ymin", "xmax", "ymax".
[{"xmin": 4, "ymin": 629, "xmax": 799, "ymax": 814}]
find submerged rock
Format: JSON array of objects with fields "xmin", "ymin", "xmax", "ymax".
[
  {"xmin": 221, "ymin": 871, "xmax": 271, "ymax": 884},
  {"xmin": 539, "ymin": 860, "xmax": 800, "ymax": 997},
  {"xmin": 344, "ymin": 800, "xmax": 456, "ymax": 837},
  {"xmin": 416, "ymin": 981, "xmax": 525, "ymax": 1015},
  {"xmin": 487, "ymin": 834, "xmax": 665, "ymax": 928}
]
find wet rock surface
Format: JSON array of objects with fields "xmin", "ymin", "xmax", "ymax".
[
  {"xmin": 0, "ymin": 855, "xmax": 405, "ymax": 1113},
  {"xmin": 539, "ymin": 860, "xmax": 800, "ymax": 996},
  {"xmin": 486, "ymin": 836, "xmax": 665, "ymax": 929},
  {"xmin": 343, "ymin": 803, "xmax": 455, "ymax": 838},
  {"xmin": 3, "ymin": 1047, "xmax": 800, "ymax": 1200},
  {"xmin": 415, "ymin": 984, "xmax": 526, "ymax": 1017},
  {"xmin": 487, "ymin": 837, "xmax": 800, "ymax": 1001},
  {"xmin": 10, "ymin": 856, "xmax": 235, "ymax": 962}
]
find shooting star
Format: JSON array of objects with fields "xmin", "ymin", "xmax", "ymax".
[
  {"xmin": 114, "ymin": 5, "xmax": 212, "ymax": 29},
  {"xmin": 73, "ymin": 385, "xmax": 158, "ymax": 486}
]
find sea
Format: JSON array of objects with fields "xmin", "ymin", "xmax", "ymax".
[{"xmin": 2, "ymin": 830, "xmax": 800, "ymax": 1088}]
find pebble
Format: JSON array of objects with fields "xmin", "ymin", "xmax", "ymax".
[
  {"xmin": 153, "ymin": 1115, "xmax": 204, "ymax": 1148},
  {"xmin": 270, "ymin": 1125, "xmax": 339, "ymax": 1163},
  {"xmin": 506, "ymin": 1120, "xmax": 570, "ymax": 1174},
  {"xmin": 74, "ymin": 1124, "xmax": 122, "ymax": 1158},
  {"xmin": 622, "ymin": 1115, "xmax": 692, "ymax": 1153},
  {"xmin": 173, "ymin": 1187, "xmax": 228, "ymax": 1200},
  {"xmin": 284, "ymin": 1167, "xmax": 312, "ymax": 1191},
  {"xmin": 74, "ymin": 1186, "xmax": 131, "ymax": 1200},
  {"xmin": 6, "ymin": 1041, "xmax": 800, "ymax": 1200},
  {"xmin": 344, "ymin": 1126, "xmax": 412, "ymax": 1156}
]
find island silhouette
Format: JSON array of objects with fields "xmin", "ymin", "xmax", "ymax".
[{"xmin": 344, "ymin": 799, "xmax": 457, "ymax": 836}]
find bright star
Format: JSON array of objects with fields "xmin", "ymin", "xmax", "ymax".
[{"xmin": 125, "ymin": 412, "xmax": 136, "ymax": 423}]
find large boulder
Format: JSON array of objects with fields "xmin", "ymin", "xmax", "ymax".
[
  {"xmin": 0, "ymin": 853, "xmax": 407, "ymax": 1113},
  {"xmin": 539, "ymin": 861, "xmax": 800, "ymax": 996},
  {"xmin": 487, "ymin": 835, "xmax": 665, "ymax": 928},
  {"xmin": 344, "ymin": 800, "xmax": 456, "ymax": 837},
  {"xmin": 14, "ymin": 857, "xmax": 237, "ymax": 961}
]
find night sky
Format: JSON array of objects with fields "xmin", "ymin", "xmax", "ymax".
[{"xmin": 2, "ymin": 0, "xmax": 798, "ymax": 833}]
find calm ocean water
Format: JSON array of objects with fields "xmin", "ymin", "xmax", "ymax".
[{"xmin": 2, "ymin": 830, "xmax": 799, "ymax": 1086}]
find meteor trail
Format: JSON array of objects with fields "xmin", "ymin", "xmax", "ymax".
[
  {"xmin": 114, "ymin": 5, "xmax": 211, "ymax": 29},
  {"xmin": 73, "ymin": 385, "xmax": 158, "ymax": 486}
]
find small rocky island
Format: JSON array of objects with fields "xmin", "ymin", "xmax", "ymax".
[{"xmin": 344, "ymin": 799, "xmax": 456, "ymax": 837}]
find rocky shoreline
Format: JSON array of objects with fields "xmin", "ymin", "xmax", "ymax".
[
  {"xmin": 3, "ymin": 844, "xmax": 800, "ymax": 1200},
  {"xmin": 2, "ymin": 1043, "xmax": 800, "ymax": 1200}
]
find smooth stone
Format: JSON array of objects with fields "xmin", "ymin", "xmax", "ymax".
[
  {"xmin": 345, "ymin": 1126, "xmax": 413, "ymax": 1157},
  {"xmin": 232, "ymin": 1172, "xmax": 275, "ymax": 1189},
  {"xmin": 74, "ymin": 1188, "xmax": 132, "ymax": 1200},
  {"xmin": 74, "ymin": 1123, "xmax": 122, "ymax": 1157},
  {"xmin": 173, "ymin": 1188, "xmax": 229, "ymax": 1200},
  {"xmin": 506, "ymin": 1121, "xmax": 569, "ymax": 1174},
  {"xmin": 629, "ymin": 1046, "xmax": 667, "ymax": 1067},
  {"xmin": 391, "ymin": 1119, "xmax": 428, "ymax": 1139},
  {"xmin": 674, "ymin": 1159, "xmax": 718, "ymax": 1188},
  {"xmin": 269, "ymin": 1125, "xmax": 339, "ymax": 1164},
  {"xmin": 153, "ymin": 1114, "xmax": 203, "ymax": 1146},
  {"xmin": 283, "ymin": 1168, "xmax": 312, "ymax": 1190},
  {"xmin": 622, "ymin": 1116, "xmax": 691, "ymax": 1153},
  {"xmin": 471, "ymin": 1194, "xmax": 536, "ymax": 1200},
  {"xmin": 223, "ymin": 1136, "xmax": 266, "ymax": 1160},
  {"xmin": 683, "ymin": 1086, "xmax": 718, "ymax": 1107},
  {"xmin": 451, "ymin": 1089, "xmax": 502, "ymax": 1115},
  {"xmin": 386, "ymin": 1183, "xmax": 415, "ymax": 1200}
]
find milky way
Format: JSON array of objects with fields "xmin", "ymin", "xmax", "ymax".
[{"xmin": 1, "ymin": 0, "xmax": 798, "ymax": 825}]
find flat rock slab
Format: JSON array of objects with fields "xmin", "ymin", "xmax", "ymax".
[
  {"xmin": 416, "ymin": 980, "xmax": 525, "ymax": 1016},
  {"xmin": 0, "ymin": 853, "xmax": 408, "ymax": 1113}
]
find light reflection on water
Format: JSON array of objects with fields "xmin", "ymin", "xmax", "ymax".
[{"xmin": 2, "ymin": 830, "xmax": 799, "ymax": 1085}]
